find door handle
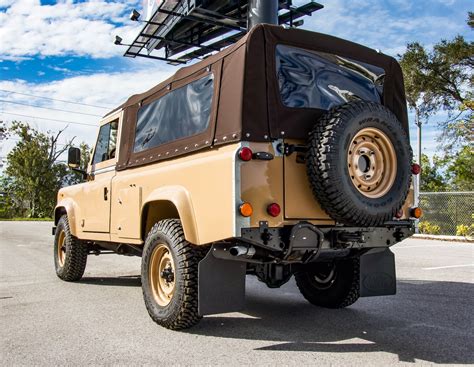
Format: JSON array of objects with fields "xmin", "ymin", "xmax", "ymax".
[{"xmin": 104, "ymin": 187, "xmax": 108, "ymax": 201}]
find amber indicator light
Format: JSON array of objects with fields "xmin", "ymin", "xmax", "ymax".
[
  {"xmin": 411, "ymin": 207, "xmax": 423, "ymax": 219},
  {"xmin": 239, "ymin": 202, "xmax": 253, "ymax": 217}
]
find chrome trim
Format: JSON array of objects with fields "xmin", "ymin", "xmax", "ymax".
[{"xmin": 91, "ymin": 165, "xmax": 116, "ymax": 175}]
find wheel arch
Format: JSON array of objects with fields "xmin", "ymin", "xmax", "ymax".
[
  {"xmin": 141, "ymin": 186, "xmax": 199, "ymax": 244},
  {"xmin": 54, "ymin": 198, "xmax": 78, "ymax": 236}
]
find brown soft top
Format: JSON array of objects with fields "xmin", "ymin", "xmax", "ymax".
[{"xmin": 114, "ymin": 24, "xmax": 408, "ymax": 170}]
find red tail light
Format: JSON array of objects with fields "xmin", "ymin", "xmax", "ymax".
[
  {"xmin": 395, "ymin": 209, "xmax": 403, "ymax": 219},
  {"xmin": 238, "ymin": 147, "xmax": 253, "ymax": 161},
  {"xmin": 411, "ymin": 163, "xmax": 421, "ymax": 175},
  {"xmin": 267, "ymin": 203, "xmax": 281, "ymax": 217}
]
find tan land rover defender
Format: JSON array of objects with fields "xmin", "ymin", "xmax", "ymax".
[{"xmin": 53, "ymin": 24, "xmax": 421, "ymax": 330}]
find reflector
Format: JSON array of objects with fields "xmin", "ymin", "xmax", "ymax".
[
  {"xmin": 238, "ymin": 147, "xmax": 253, "ymax": 161},
  {"xmin": 267, "ymin": 203, "xmax": 281, "ymax": 217}
]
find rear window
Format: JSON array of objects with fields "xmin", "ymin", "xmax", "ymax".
[
  {"xmin": 275, "ymin": 45, "xmax": 385, "ymax": 110},
  {"xmin": 133, "ymin": 74, "xmax": 214, "ymax": 153}
]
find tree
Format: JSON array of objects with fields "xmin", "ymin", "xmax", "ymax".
[
  {"xmin": 64, "ymin": 142, "xmax": 91, "ymax": 186},
  {"xmin": 4, "ymin": 122, "xmax": 74, "ymax": 218},
  {"xmin": 399, "ymin": 30, "xmax": 473, "ymax": 150},
  {"xmin": 445, "ymin": 146, "xmax": 474, "ymax": 191},
  {"xmin": 419, "ymin": 154, "xmax": 448, "ymax": 192}
]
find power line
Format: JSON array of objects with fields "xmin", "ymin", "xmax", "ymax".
[
  {"xmin": 0, "ymin": 111, "xmax": 97, "ymax": 127},
  {"xmin": 0, "ymin": 89, "xmax": 114, "ymax": 109},
  {"xmin": 1, "ymin": 137, "xmax": 68, "ymax": 147},
  {"xmin": 0, "ymin": 99, "xmax": 103, "ymax": 117}
]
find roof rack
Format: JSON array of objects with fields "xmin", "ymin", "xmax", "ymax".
[{"xmin": 123, "ymin": 0, "xmax": 323, "ymax": 64}]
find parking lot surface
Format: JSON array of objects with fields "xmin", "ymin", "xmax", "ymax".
[{"xmin": 1, "ymin": 221, "xmax": 473, "ymax": 365}]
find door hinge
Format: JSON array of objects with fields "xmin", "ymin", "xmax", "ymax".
[{"xmin": 277, "ymin": 143, "xmax": 307, "ymax": 156}]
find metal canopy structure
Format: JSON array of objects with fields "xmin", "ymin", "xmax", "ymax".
[{"xmin": 123, "ymin": 0, "xmax": 323, "ymax": 64}]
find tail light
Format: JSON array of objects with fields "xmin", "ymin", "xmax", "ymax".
[
  {"xmin": 267, "ymin": 203, "xmax": 281, "ymax": 217},
  {"xmin": 395, "ymin": 209, "xmax": 404, "ymax": 219},
  {"xmin": 239, "ymin": 202, "xmax": 253, "ymax": 217},
  {"xmin": 410, "ymin": 207, "xmax": 423, "ymax": 219},
  {"xmin": 238, "ymin": 147, "xmax": 253, "ymax": 161},
  {"xmin": 411, "ymin": 163, "xmax": 421, "ymax": 175}
]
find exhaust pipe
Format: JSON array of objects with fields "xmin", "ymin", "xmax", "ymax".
[{"xmin": 229, "ymin": 245, "xmax": 256, "ymax": 258}]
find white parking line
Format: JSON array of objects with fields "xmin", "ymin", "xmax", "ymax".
[{"xmin": 423, "ymin": 264, "xmax": 474, "ymax": 270}]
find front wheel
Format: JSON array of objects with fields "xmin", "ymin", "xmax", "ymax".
[
  {"xmin": 141, "ymin": 219, "xmax": 207, "ymax": 330},
  {"xmin": 54, "ymin": 215, "xmax": 88, "ymax": 281},
  {"xmin": 295, "ymin": 258, "xmax": 360, "ymax": 308}
]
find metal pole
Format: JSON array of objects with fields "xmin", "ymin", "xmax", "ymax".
[{"xmin": 248, "ymin": 0, "xmax": 279, "ymax": 30}]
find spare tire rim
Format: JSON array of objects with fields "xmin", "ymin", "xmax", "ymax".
[
  {"xmin": 149, "ymin": 243, "xmax": 175, "ymax": 307},
  {"xmin": 348, "ymin": 127, "xmax": 397, "ymax": 199},
  {"xmin": 57, "ymin": 230, "xmax": 66, "ymax": 267}
]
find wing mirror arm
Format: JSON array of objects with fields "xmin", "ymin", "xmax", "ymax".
[{"xmin": 71, "ymin": 167, "xmax": 88, "ymax": 180}]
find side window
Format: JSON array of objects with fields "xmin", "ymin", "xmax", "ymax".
[
  {"xmin": 133, "ymin": 74, "xmax": 214, "ymax": 153},
  {"xmin": 92, "ymin": 120, "xmax": 118, "ymax": 164}
]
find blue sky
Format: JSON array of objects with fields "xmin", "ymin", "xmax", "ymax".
[{"xmin": 0, "ymin": 0, "xmax": 472, "ymax": 166}]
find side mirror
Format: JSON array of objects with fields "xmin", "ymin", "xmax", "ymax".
[{"xmin": 68, "ymin": 147, "xmax": 81, "ymax": 168}]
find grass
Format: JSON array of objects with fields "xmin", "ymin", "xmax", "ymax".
[{"xmin": 0, "ymin": 217, "xmax": 53, "ymax": 221}]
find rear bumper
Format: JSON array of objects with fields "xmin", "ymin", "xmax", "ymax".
[{"xmin": 239, "ymin": 220, "xmax": 415, "ymax": 254}]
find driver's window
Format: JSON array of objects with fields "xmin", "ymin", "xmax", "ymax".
[{"xmin": 92, "ymin": 120, "xmax": 118, "ymax": 165}]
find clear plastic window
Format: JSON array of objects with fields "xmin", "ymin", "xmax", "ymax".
[
  {"xmin": 134, "ymin": 74, "xmax": 214, "ymax": 153},
  {"xmin": 276, "ymin": 45, "xmax": 385, "ymax": 110}
]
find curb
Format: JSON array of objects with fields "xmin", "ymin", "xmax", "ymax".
[{"xmin": 412, "ymin": 234, "xmax": 473, "ymax": 243}]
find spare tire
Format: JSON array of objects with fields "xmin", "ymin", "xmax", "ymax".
[{"xmin": 306, "ymin": 101, "xmax": 412, "ymax": 226}]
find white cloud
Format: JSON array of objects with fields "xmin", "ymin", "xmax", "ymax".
[
  {"xmin": 298, "ymin": 0, "xmax": 466, "ymax": 57},
  {"xmin": 0, "ymin": 65, "xmax": 175, "ymax": 151},
  {"xmin": 0, "ymin": 0, "xmax": 142, "ymax": 60}
]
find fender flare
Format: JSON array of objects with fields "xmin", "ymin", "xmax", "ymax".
[
  {"xmin": 54, "ymin": 198, "xmax": 78, "ymax": 237},
  {"xmin": 142, "ymin": 185, "xmax": 200, "ymax": 244}
]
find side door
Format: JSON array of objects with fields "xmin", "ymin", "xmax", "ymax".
[{"xmin": 81, "ymin": 116, "xmax": 120, "ymax": 233}]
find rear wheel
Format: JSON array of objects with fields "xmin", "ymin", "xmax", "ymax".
[
  {"xmin": 141, "ymin": 219, "xmax": 207, "ymax": 330},
  {"xmin": 54, "ymin": 215, "xmax": 88, "ymax": 281},
  {"xmin": 295, "ymin": 258, "xmax": 360, "ymax": 308}
]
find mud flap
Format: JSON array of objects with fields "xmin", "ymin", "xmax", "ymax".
[
  {"xmin": 360, "ymin": 248, "xmax": 396, "ymax": 297},
  {"xmin": 198, "ymin": 248, "xmax": 246, "ymax": 316}
]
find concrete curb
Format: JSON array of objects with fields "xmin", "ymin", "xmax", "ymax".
[{"xmin": 412, "ymin": 234, "xmax": 473, "ymax": 243}]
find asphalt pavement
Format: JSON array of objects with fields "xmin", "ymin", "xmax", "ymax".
[{"xmin": 1, "ymin": 221, "xmax": 473, "ymax": 365}]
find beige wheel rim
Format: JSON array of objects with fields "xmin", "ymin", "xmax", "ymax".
[
  {"xmin": 57, "ymin": 230, "xmax": 66, "ymax": 267},
  {"xmin": 149, "ymin": 243, "xmax": 175, "ymax": 307},
  {"xmin": 347, "ymin": 127, "xmax": 397, "ymax": 199}
]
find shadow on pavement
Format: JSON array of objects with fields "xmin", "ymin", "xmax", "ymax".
[
  {"xmin": 75, "ymin": 273, "xmax": 473, "ymax": 363},
  {"xmin": 79, "ymin": 275, "xmax": 141, "ymax": 287},
  {"xmin": 190, "ymin": 279, "xmax": 474, "ymax": 364}
]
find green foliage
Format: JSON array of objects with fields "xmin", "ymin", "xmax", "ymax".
[
  {"xmin": 456, "ymin": 223, "xmax": 474, "ymax": 236},
  {"xmin": 444, "ymin": 146, "xmax": 474, "ymax": 191},
  {"xmin": 1, "ymin": 121, "xmax": 90, "ymax": 219},
  {"xmin": 399, "ymin": 19, "xmax": 473, "ymax": 150},
  {"xmin": 420, "ymin": 154, "xmax": 448, "ymax": 192},
  {"xmin": 418, "ymin": 221, "xmax": 441, "ymax": 235}
]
